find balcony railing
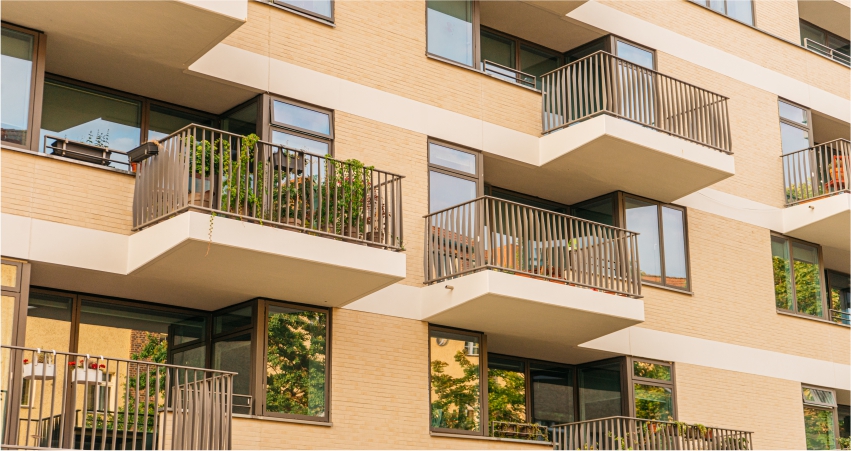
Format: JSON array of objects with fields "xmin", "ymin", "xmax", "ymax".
[
  {"xmin": 1, "ymin": 345, "xmax": 235, "ymax": 450},
  {"xmin": 132, "ymin": 125, "xmax": 404, "ymax": 250},
  {"xmin": 482, "ymin": 60, "xmax": 536, "ymax": 89},
  {"xmin": 552, "ymin": 417, "xmax": 753, "ymax": 450},
  {"xmin": 424, "ymin": 196, "xmax": 642, "ymax": 298},
  {"xmin": 541, "ymin": 51, "xmax": 732, "ymax": 153},
  {"xmin": 804, "ymin": 38, "xmax": 851, "ymax": 66},
  {"xmin": 782, "ymin": 138, "xmax": 849, "ymax": 206},
  {"xmin": 490, "ymin": 421, "xmax": 549, "ymax": 441},
  {"xmin": 831, "ymin": 309, "xmax": 851, "ymax": 326}
]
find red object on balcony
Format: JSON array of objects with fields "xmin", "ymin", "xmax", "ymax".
[{"xmin": 825, "ymin": 155, "xmax": 847, "ymax": 193}]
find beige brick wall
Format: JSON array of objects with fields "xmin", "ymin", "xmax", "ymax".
[
  {"xmin": 1, "ymin": 149, "xmax": 135, "ymax": 235},
  {"xmin": 231, "ymin": 309, "xmax": 550, "ymax": 449},
  {"xmin": 675, "ymin": 363, "xmax": 806, "ymax": 450},
  {"xmin": 754, "ymin": 0, "xmax": 801, "ymax": 42},
  {"xmin": 223, "ymin": 1, "xmax": 543, "ymax": 137},
  {"xmin": 640, "ymin": 208, "xmax": 850, "ymax": 365},
  {"xmin": 599, "ymin": 0, "xmax": 850, "ymax": 100}
]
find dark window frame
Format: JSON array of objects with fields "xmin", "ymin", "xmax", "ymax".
[
  {"xmin": 777, "ymin": 98, "xmax": 813, "ymax": 152},
  {"xmin": 627, "ymin": 357, "xmax": 677, "ymax": 421},
  {"xmin": 428, "ymin": 324, "xmax": 488, "ymax": 436},
  {"xmin": 427, "ymin": 139, "xmax": 483, "ymax": 213},
  {"xmin": 825, "ymin": 270, "xmax": 851, "ymax": 324},
  {"xmin": 268, "ymin": 95, "xmax": 334, "ymax": 156},
  {"xmin": 479, "ymin": 26, "xmax": 564, "ymax": 87},
  {"xmin": 566, "ymin": 35, "xmax": 657, "ymax": 71},
  {"xmin": 1, "ymin": 22, "xmax": 47, "ymax": 152},
  {"xmin": 771, "ymin": 233, "xmax": 828, "ymax": 319},
  {"xmin": 799, "ymin": 19, "xmax": 849, "ymax": 52},
  {"xmin": 801, "ymin": 384, "xmax": 841, "ymax": 450},
  {"xmin": 688, "ymin": 0, "xmax": 756, "ymax": 27},
  {"xmin": 612, "ymin": 37, "xmax": 657, "ymax": 70},
  {"xmin": 619, "ymin": 192, "xmax": 692, "ymax": 292}
]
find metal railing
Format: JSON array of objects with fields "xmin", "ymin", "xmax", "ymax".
[
  {"xmin": 804, "ymin": 38, "xmax": 851, "ymax": 66},
  {"xmin": 541, "ymin": 51, "xmax": 732, "ymax": 153},
  {"xmin": 782, "ymin": 139, "xmax": 849, "ymax": 206},
  {"xmin": 42, "ymin": 135, "xmax": 132, "ymax": 171},
  {"xmin": 490, "ymin": 421, "xmax": 549, "ymax": 441},
  {"xmin": 424, "ymin": 196, "xmax": 642, "ymax": 297},
  {"xmin": 133, "ymin": 125, "xmax": 404, "ymax": 250},
  {"xmin": 1, "ymin": 345, "xmax": 235, "ymax": 450},
  {"xmin": 830, "ymin": 309, "xmax": 851, "ymax": 326},
  {"xmin": 552, "ymin": 417, "xmax": 753, "ymax": 450},
  {"xmin": 482, "ymin": 60, "xmax": 537, "ymax": 89}
]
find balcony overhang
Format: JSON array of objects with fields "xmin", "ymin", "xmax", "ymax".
[
  {"xmin": 783, "ymin": 193, "xmax": 851, "ymax": 252},
  {"xmin": 2, "ymin": 212, "xmax": 406, "ymax": 311},
  {"xmin": 483, "ymin": 115, "xmax": 736, "ymax": 205},
  {"xmin": 421, "ymin": 270, "xmax": 644, "ymax": 364}
]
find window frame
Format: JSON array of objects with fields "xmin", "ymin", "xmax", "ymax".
[
  {"xmin": 427, "ymin": 139, "xmax": 483, "ymax": 213},
  {"xmin": 259, "ymin": 299, "xmax": 331, "ymax": 422},
  {"xmin": 211, "ymin": 300, "xmax": 258, "ymax": 415},
  {"xmin": 777, "ymin": 98, "xmax": 813, "ymax": 153},
  {"xmin": 270, "ymin": 0, "xmax": 334, "ymax": 24},
  {"xmin": 801, "ymin": 384, "xmax": 840, "ymax": 450},
  {"xmin": 613, "ymin": 36, "xmax": 657, "ymax": 70},
  {"xmin": 479, "ymin": 26, "xmax": 564, "ymax": 88},
  {"xmin": 770, "ymin": 233, "xmax": 828, "ymax": 319},
  {"xmin": 425, "ymin": 0, "xmax": 481, "ymax": 69},
  {"xmin": 268, "ymin": 95, "xmax": 334, "ymax": 156},
  {"xmin": 825, "ymin": 270, "xmax": 850, "ymax": 325},
  {"xmin": 428, "ymin": 324, "xmax": 488, "ymax": 436},
  {"xmin": 689, "ymin": 0, "xmax": 755, "ymax": 27},
  {"xmin": 627, "ymin": 357, "xmax": 677, "ymax": 421},
  {"xmin": 618, "ymin": 192, "xmax": 692, "ymax": 292},
  {"xmin": 799, "ymin": 19, "xmax": 849, "ymax": 52},
  {"xmin": 1, "ymin": 22, "xmax": 47, "ymax": 152}
]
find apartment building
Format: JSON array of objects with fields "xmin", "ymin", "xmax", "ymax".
[{"xmin": 0, "ymin": 0, "xmax": 848, "ymax": 449}]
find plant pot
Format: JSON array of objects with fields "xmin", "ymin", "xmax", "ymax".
[
  {"xmin": 71, "ymin": 368, "xmax": 104, "ymax": 385},
  {"xmin": 50, "ymin": 139, "xmax": 111, "ymax": 166},
  {"xmin": 127, "ymin": 141, "xmax": 160, "ymax": 164},
  {"xmin": 23, "ymin": 363, "xmax": 55, "ymax": 380}
]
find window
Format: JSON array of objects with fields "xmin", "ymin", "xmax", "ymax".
[
  {"xmin": 1, "ymin": 24, "xmax": 43, "ymax": 149},
  {"xmin": 212, "ymin": 304, "xmax": 254, "ymax": 414},
  {"xmin": 802, "ymin": 386, "xmax": 839, "ymax": 450},
  {"xmin": 800, "ymin": 20, "xmax": 850, "ymax": 61},
  {"xmin": 690, "ymin": 0, "xmax": 753, "ymax": 26},
  {"xmin": 429, "ymin": 327, "xmax": 483, "ymax": 434},
  {"xmin": 221, "ymin": 99, "xmax": 259, "ymax": 137},
  {"xmin": 530, "ymin": 362, "xmax": 574, "ymax": 428},
  {"xmin": 465, "ymin": 341, "xmax": 480, "ymax": 356},
  {"xmin": 778, "ymin": 99, "xmax": 812, "ymax": 155},
  {"xmin": 826, "ymin": 271, "xmax": 850, "ymax": 325},
  {"xmin": 480, "ymin": 28, "xmax": 563, "ymax": 89},
  {"xmin": 615, "ymin": 39, "xmax": 655, "ymax": 69},
  {"xmin": 839, "ymin": 404, "xmax": 850, "ymax": 446},
  {"xmin": 487, "ymin": 356, "xmax": 526, "ymax": 425},
  {"xmin": 20, "ymin": 378, "xmax": 30, "ymax": 406},
  {"xmin": 270, "ymin": 98, "xmax": 332, "ymax": 156},
  {"xmin": 578, "ymin": 360, "xmax": 623, "ymax": 421},
  {"xmin": 428, "ymin": 141, "xmax": 480, "ymax": 213},
  {"xmin": 623, "ymin": 196, "xmax": 690, "ymax": 291},
  {"xmin": 147, "ymin": 104, "xmax": 214, "ymax": 141},
  {"xmin": 264, "ymin": 303, "xmax": 328, "ymax": 420},
  {"xmin": 771, "ymin": 234, "xmax": 826, "ymax": 318},
  {"xmin": 630, "ymin": 359, "xmax": 675, "ymax": 421},
  {"xmin": 273, "ymin": 0, "xmax": 333, "ymax": 22},
  {"xmin": 427, "ymin": 0, "xmax": 475, "ymax": 66}
]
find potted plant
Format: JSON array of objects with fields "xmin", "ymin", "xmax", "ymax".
[
  {"xmin": 49, "ymin": 130, "xmax": 112, "ymax": 166},
  {"xmin": 22, "ymin": 357, "xmax": 55, "ymax": 380},
  {"xmin": 70, "ymin": 360, "xmax": 106, "ymax": 384}
]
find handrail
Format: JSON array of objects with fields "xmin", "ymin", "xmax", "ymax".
[
  {"xmin": 541, "ymin": 50, "xmax": 732, "ymax": 153},
  {"xmin": 804, "ymin": 38, "xmax": 851, "ymax": 66},
  {"xmin": 423, "ymin": 196, "xmax": 642, "ymax": 297},
  {"xmin": 481, "ymin": 60, "xmax": 537, "ymax": 89},
  {"xmin": 42, "ymin": 135, "xmax": 132, "ymax": 171},
  {"xmin": 830, "ymin": 309, "xmax": 850, "ymax": 325},
  {"xmin": 551, "ymin": 416, "xmax": 754, "ymax": 450},
  {"xmin": 133, "ymin": 124, "xmax": 405, "ymax": 250},
  {"xmin": 490, "ymin": 421, "xmax": 549, "ymax": 441},
  {"xmin": 1, "ymin": 345, "xmax": 234, "ymax": 450},
  {"xmin": 782, "ymin": 138, "xmax": 850, "ymax": 206}
]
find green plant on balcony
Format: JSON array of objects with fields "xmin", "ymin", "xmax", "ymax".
[{"xmin": 838, "ymin": 436, "xmax": 850, "ymax": 450}]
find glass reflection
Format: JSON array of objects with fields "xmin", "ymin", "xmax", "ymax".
[
  {"xmin": 429, "ymin": 170, "xmax": 477, "ymax": 213},
  {"xmin": 427, "ymin": 0, "xmax": 473, "ymax": 66},
  {"xmin": 662, "ymin": 207, "xmax": 688, "ymax": 289},
  {"xmin": 430, "ymin": 330, "xmax": 480, "ymax": 431},
  {"xmin": 1, "ymin": 28, "xmax": 34, "ymax": 145},
  {"xmin": 625, "ymin": 197, "xmax": 661, "ymax": 284}
]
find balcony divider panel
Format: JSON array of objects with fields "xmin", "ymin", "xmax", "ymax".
[
  {"xmin": 782, "ymin": 138, "xmax": 850, "ymax": 205},
  {"xmin": 542, "ymin": 51, "xmax": 732, "ymax": 153}
]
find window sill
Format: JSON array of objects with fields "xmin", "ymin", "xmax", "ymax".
[
  {"xmin": 253, "ymin": 0, "xmax": 335, "ymax": 27},
  {"xmin": 232, "ymin": 413, "xmax": 332, "ymax": 426},
  {"xmin": 430, "ymin": 432, "xmax": 552, "ymax": 446},
  {"xmin": 776, "ymin": 309, "xmax": 850, "ymax": 328},
  {"xmin": 426, "ymin": 54, "xmax": 542, "ymax": 94},
  {"xmin": 1, "ymin": 145, "xmax": 135, "ymax": 176},
  {"xmin": 641, "ymin": 281, "xmax": 694, "ymax": 296}
]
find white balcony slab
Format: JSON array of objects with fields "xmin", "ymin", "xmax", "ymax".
[
  {"xmin": 421, "ymin": 270, "xmax": 644, "ymax": 364},
  {"xmin": 783, "ymin": 193, "xmax": 851, "ymax": 252},
  {"xmin": 484, "ymin": 115, "xmax": 736, "ymax": 205},
  {"xmin": 2, "ymin": 212, "xmax": 405, "ymax": 311}
]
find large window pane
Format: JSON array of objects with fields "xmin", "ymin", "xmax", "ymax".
[
  {"xmin": 792, "ymin": 242, "xmax": 823, "ymax": 317},
  {"xmin": 272, "ymin": 130, "xmax": 329, "ymax": 156},
  {"xmin": 429, "ymin": 329, "xmax": 480, "ymax": 432},
  {"xmin": 800, "ymin": 21, "xmax": 827, "ymax": 46},
  {"xmin": 634, "ymin": 384, "xmax": 673, "ymax": 421},
  {"xmin": 487, "ymin": 356, "xmax": 526, "ymax": 425},
  {"xmin": 480, "ymin": 30, "xmax": 515, "ymax": 69},
  {"xmin": 827, "ymin": 271, "xmax": 850, "ymax": 324},
  {"xmin": 662, "ymin": 207, "xmax": 688, "ymax": 289},
  {"xmin": 272, "ymin": 100, "xmax": 330, "ymax": 136},
  {"xmin": 839, "ymin": 405, "xmax": 850, "ymax": 442},
  {"xmin": 520, "ymin": 45, "xmax": 561, "ymax": 90},
  {"xmin": 780, "ymin": 122, "xmax": 810, "ymax": 154},
  {"xmin": 726, "ymin": 0, "xmax": 753, "ymax": 25},
  {"xmin": 26, "ymin": 292, "xmax": 73, "ymax": 352},
  {"xmin": 427, "ymin": 0, "xmax": 473, "ymax": 66},
  {"xmin": 572, "ymin": 197, "xmax": 614, "ymax": 226},
  {"xmin": 265, "ymin": 305, "xmax": 327, "ymax": 418},
  {"xmin": 214, "ymin": 305, "xmax": 253, "ymax": 335},
  {"xmin": 429, "ymin": 171, "xmax": 477, "ymax": 213},
  {"xmin": 221, "ymin": 100, "xmax": 257, "ymax": 137},
  {"xmin": 531, "ymin": 363, "xmax": 574, "ymax": 427},
  {"xmin": 779, "ymin": 101, "xmax": 809, "ymax": 126},
  {"xmin": 804, "ymin": 407, "xmax": 836, "ymax": 450},
  {"xmin": 40, "ymin": 80, "xmax": 141, "ymax": 153},
  {"xmin": 275, "ymin": 0, "xmax": 332, "ymax": 18},
  {"xmin": 633, "ymin": 361, "xmax": 672, "ymax": 381},
  {"xmin": 616, "ymin": 40, "xmax": 654, "ymax": 69},
  {"xmin": 579, "ymin": 361, "xmax": 622, "ymax": 420},
  {"xmin": 213, "ymin": 334, "xmax": 251, "ymax": 398},
  {"xmin": 147, "ymin": 105, "xmax": 214, "ymax": 142},
  {"xmin": 624, "ymin": 197, "xmax": 661, "ymax": 284},
  {"xmin": 429, "ymin": 142, "xmax": 476, "ymax": 175},
  {"xmin": 771, "ymin": 236, "xmax": 793, "ymax": 310},
  {"xmin": 1, "ymin": 28, "xmax": 34, "ymax": 145},
  {"xmin": 172, "ymin": 346, "xmax": 206, "ymax": 369}
]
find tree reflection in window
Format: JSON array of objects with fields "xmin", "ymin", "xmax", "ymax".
[
  {"xmin": 430, "ymin": 331, "xmax": 481, "ymax": 432},
  {"xmin": 488, "ymin": 357, "xmax": 526, "ymax": 425}
]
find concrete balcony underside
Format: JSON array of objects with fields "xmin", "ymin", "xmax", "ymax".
[
  {"xmin": 421, "ymin": 270, "xmax": 645, "ymax": 364},
  {"xmin": 484, "ymin": 115, "xmax": 736, "ymax": 205},
  {"xmin": 1, "ymin": 212, "xmax": 405, "ymax": 311},
  {"xmin": 784, "ymin": 193, "xmax": 851, "ymax": 252}
]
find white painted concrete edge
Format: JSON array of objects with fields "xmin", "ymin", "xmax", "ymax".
[{"xmin": 178, "ymin": 0, "xmax": 248, "ymax": 21}]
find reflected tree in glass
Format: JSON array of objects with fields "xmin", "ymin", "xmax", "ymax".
[
  {"xmin": 771, "ymin": 237, "xmax": 793, "ymax": 310},
  {"xmin": 487, "ymin": 361, "xmax": 526, "ymax": 425},
  {"xmin": 804, "ymin": 407, "xmax": 836, "ymax": 450},
  {"xmin": 793, "ymin": 242, "xmax": 823, "ymax": 317},
  {"xmin": 430, "ymin": 350, "xmax": 480, "ymax": 431},
  {"xmin": 633, "ymin": 384, "xmax": 673, "ymax": 421}
]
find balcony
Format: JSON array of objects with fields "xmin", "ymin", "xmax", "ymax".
[
  {"xmin": 781, "ymin": 139, "xmax": 850, "ymax": 252},
  {"xmin": 1, "ymin": 345, "xmax": 234, "ymax": 450},
  {"xmin": 421, "ymin": 197, "xmax": 644, "ymax": 363},
  {"xmin": 552, "ymin": 417, "xmax": 754, "ymax": 450},
  {"xmin": 484, "ymin": 51, "xmax": 735, "ymax": 205}
]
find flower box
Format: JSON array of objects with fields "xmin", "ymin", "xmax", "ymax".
[
  {"xmin": 71, "ymin": 368, "xmax": 104, "ymax": 385},
  {"xmin": 22, "ymin": 362, "xmax": 55, "ymax": 380},
  {"xmin": 49, "ymin": 139, "xmax": 111, "ymax": 166}
]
